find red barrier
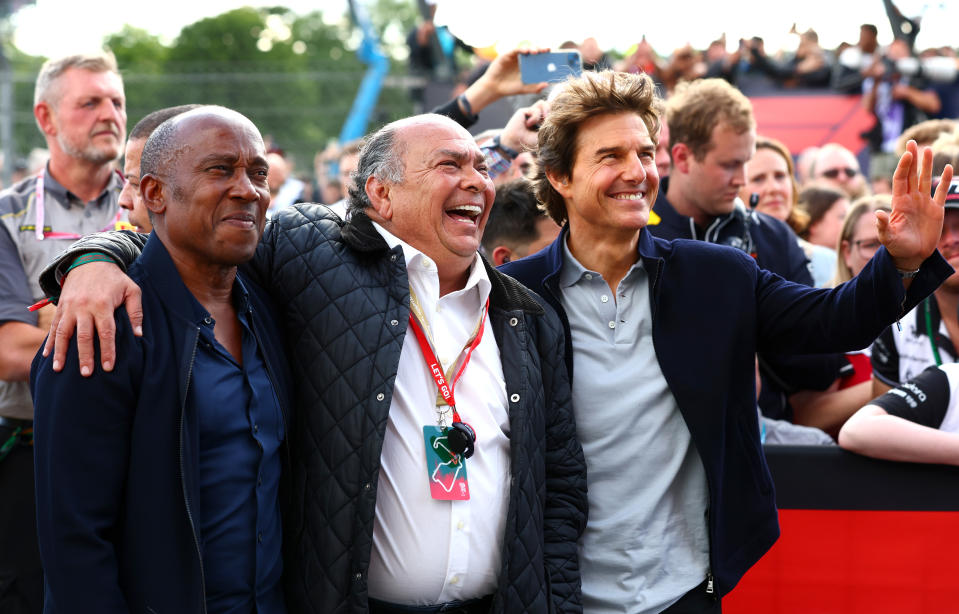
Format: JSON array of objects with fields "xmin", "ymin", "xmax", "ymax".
[
  {"xmin": 750, "ymin": 95, "xmax": 875, "ymax": 154},
  {"xmin": 725, "ymin": 509, "xmax": 958, "ymax": 613}
]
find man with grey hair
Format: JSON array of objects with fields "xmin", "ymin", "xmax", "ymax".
[
  {"xmin": 0, "ymin": 51, "xmax": 125, "ymax": 613},
  {"xmin": 39, "ymin": 112, "xmax": 587, "ymax": 613}
]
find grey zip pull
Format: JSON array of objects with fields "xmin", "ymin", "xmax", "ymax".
[{"xmin": 706, "ymin": 573, "xmax": 715, "ymax": 595}]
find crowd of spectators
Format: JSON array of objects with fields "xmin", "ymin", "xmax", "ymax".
[{"xmin": 7, "ymin": 3, "xmax": 959, "ymax": 612}]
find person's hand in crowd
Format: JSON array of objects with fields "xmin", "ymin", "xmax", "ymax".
[
  {"xmin": 42, "ymin": 261, "xmax": 142, "ymax": 376},
  {"xmin": 460, "ymin": 48, "xmax": 551, "ymax": 115},
  {"xmin": 415, "ymin": 20, "xmax": 436, "ymax": 46},
  {"xmin": 878, "ymin": 139, "xmax": 954, "ymax": 274},
  {"xmin": 500, "ymin": 99, "xmax": 550, "ymax": 153}
]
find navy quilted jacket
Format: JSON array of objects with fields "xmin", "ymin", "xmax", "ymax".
[{"xmin": 43, "ymin": 205, "xmax": 589, "ymax": 614}]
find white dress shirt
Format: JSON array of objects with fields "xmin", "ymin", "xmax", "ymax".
[{"xmin": 367, "ymin": 222, "xmax": 510, "ymax": 605}]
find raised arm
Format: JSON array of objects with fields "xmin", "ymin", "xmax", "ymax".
[
  {"xmin": 432, "ymin": 48, "xmax": 550, "ymax": 128},
  {"xmin": 878, "ymin": 139, "xmax": 954, "ymax": 279}
]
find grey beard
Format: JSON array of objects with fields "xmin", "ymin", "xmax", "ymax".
[{"xmin": 58, "ymin": 134, "xmax": 120, "ymax": 165}]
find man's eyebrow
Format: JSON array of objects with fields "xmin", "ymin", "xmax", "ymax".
[
  {"xmin": 434, "ymin": 148, "xmax": 469, "ymax": 162},
  {"xmin": 196, "ymin": 153, "xmax": 239, "ymax": 166},
  {"xmin": 593, "ymin": 143, "xmax": 655, "ymax": 158}
]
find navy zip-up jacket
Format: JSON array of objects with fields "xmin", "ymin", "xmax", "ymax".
[
  {"xmin": 31, "ymin": 235, "xmax": 293, "ymax": 614},
  {"xmin": 500, "ymin": 225, "xmax": 952, "ymax": 595},
  {"xmin": 649, "ymin": 184, "xmax": 845, "ymax": 419}
]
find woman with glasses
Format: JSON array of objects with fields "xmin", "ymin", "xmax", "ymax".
[{"xmin": 834, "ymin": 195, "xmax": 893, "ymax": 285}]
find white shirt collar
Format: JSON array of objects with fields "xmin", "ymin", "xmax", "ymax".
[{"xmin": 371, "ymin": 220, "xmax": 491, "ymax": 303}]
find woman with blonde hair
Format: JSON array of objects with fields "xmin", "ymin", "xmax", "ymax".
[{"xmin": 741, "ymin": 136, "xmax": 835, "ymax": 286}]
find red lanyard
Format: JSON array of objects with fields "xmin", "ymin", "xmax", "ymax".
[{"xmin": 407, "ymin": 294, "xmax": 489, "ymax": 424}]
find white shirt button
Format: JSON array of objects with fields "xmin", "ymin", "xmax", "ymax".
[
  {"xmin": 608, "ymin": 321, "xmax": 616, "ymax": 329},
  {"xmin": 584, "ymin": 273, "xmax": 593, "ymax": 280},
  {"xmin": 457, "ymin": 520, "xmax": 465, "ymax": 530},
  {"xmin": 601, "ymin": 295, "xmax": 609, "ymax": 303},
  {"xmin": 450, "ymin": 575, "xmax": 460, "ymax": 585}
]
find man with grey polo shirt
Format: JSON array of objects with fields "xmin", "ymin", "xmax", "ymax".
[
  {"xmin": 0, "ymin": 51, "xmax": 125, "ymax": 613},
  {"xmin": 502, "ymin": 70, "xmax": 953, "ymax": 613}
]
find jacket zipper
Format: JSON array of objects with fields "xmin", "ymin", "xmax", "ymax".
[{"xmin": 179, "ymin": 327, "xmax": 208, "ymax": 614}]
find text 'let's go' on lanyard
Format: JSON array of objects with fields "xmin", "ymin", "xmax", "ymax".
[
  {"xmin": 407, "ymin": 286, "xmax": 489, "ymax": 427},
  {"xmin": 33, "ymin": 169, "xmax": 124, "ymax": 241}
]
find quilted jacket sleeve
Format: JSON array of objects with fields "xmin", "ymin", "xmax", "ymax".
[
  {"xmin": 538, "ymin": 306, "xmax": 588, "ymax": 613},
  {"xmin": 38, "ymin": 230, "xmax": 148, "ymax": 300}
]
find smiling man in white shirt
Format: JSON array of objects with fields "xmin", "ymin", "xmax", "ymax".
[{"xmin": 36, "ymin": 113, "xmax": 588, "ymax": 614}]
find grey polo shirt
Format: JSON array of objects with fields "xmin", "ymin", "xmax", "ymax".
[
  {"xmin": 559, "ymin": 239, "xmax": 709, "ymax": 614},
  {"xmin": 0, "ymin": 166, "xmax": 123, "ymax": 419}
]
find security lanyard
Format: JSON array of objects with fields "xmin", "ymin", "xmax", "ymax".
[
  {"xmin": 407, "ymin": 287, "xmax": 489, "ymax": 425},
  {"xmin": 923, "ymin": 296, "xmax": 944, "ymax": 367},
  {"xmin": 34, "ymin": 169, "xmax": 123, "ymax": 241}
]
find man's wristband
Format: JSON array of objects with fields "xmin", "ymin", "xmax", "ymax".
[
  {"xmin": 64, "ymin": 253, "xmax": 116, "ymax": 276},
  {"xmin": 457, "ymin": 94, "xmax": 477, "ymax": 120},
  {"xmin": 492, "ymin": 134, "xmax": 519, "ymax": 160}
]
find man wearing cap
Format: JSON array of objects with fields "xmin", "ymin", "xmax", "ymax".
[
  {"xmin": 871, "ymin": 177, "xmax": 959, "ymax": 396},
  {"xmin": 0, "ymin": 52, "xmax": 125, "ymax": 613}
]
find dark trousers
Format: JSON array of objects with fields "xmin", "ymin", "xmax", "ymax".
[
  {"xmin": 660, "ymin": 578, "xmax": 722, "ymax": 614},
  {"xmin": 0, "ymin": 425, "xmax": 43, "ymax": 614}
]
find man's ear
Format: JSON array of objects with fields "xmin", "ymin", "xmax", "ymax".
[
  {"xmin": 365, "ymin": 175, "xmax": 393, "ymax": 221},
  {"xmin": 491, "ymin": 246, "xmax": 514, "ymax": 267},
  {"xmin": 34, "ymin": 103, "xmax": 56, "ymax": 138},
  {"xmin": 671, "ymin": 142, "xmax": 693, "ymax": 174},
  {"xmin": 140, "ymin": 175, "xmax": 167, "ymax": 216},
  {"xmin": 546, "ymin": 169, "xmax": 572, "ymax": 200}
]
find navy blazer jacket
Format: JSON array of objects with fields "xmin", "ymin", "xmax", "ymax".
[
  {"xmin": 500, "ymin": 225, "xmax": 952, "ymax": 595},
  {"xmin": 32, "ymin": 235, "xmax": 293, "ymax": 614}
]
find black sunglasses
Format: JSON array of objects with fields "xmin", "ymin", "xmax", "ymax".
[{"xmin": 821, "ymin": 167, "xmax": 858, "ymax": 179}]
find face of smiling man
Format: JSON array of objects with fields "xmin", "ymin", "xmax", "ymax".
[
  {"xmin": 142, "ymin": 110, "xmax": 270, "ymax": 271},
  {"xmin": 551, "ymin": 112, "xmax": 659, "ymax": 245},
  {"xmin": 366, "ymin": 115, "xmax": 495, "ymax": 290}
]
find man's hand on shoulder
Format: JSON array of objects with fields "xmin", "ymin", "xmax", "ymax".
[
  {"xmin": 879, "ymin": 140, "xmax": 954, "ymax": 273},
  {"xmin": 42, "ymin": 261, "xmax": 142, "ymax": 377}
]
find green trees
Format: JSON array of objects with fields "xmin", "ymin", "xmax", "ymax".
[{"xmin": 6, "ymin": 5, "xmax": 416, "ymax": 176}]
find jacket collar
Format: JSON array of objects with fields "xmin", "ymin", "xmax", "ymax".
[
  {"xmin": 341, "ymin": 209, "xmax": 391, "ymax": 254},
  {"xmin": 543, "ymin": 223, "xmax": 667, "ymax": 288},
  {"xmin": 344, "ymin": 208, "xmax": 543, "ymax": 314},
  {"xmin": 651, "ymin": 176, "xmax": 695, "ymax": 237}
]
